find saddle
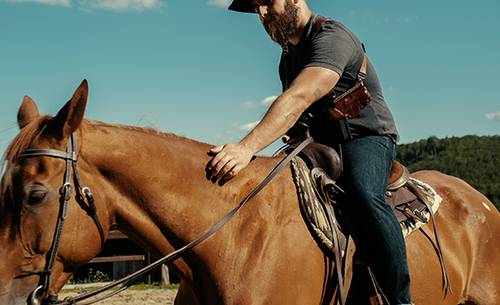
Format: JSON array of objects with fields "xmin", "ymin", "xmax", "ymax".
[
  {"xmin": 290, "ymin": 142, "xmax": 446, "ymax": 305},
  {"xmin": 295, "ymin": 142, "xmax": 440, "ymax": 236}
]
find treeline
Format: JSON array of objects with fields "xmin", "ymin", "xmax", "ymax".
[{"xmin": 396, "ymin": 135, "xmax": 500, "ymax": 210}]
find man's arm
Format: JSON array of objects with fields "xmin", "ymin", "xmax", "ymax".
[{"xmin": 206, "ymin": 66, "xmax": 340, "ymax": 183}]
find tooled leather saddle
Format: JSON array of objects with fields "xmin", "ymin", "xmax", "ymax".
[
  {"xmin": 289, "ymin": 141, "xmax": 448, "ymax": 305},
  {"xmin": 294, "ymin": 141, "xmax": 440, "ymax": 235}
]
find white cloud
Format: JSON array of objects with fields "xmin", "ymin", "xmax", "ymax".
[
  {"xmin": 213, "ymin": 120, "xmax": 259, "ymax": 143},
  {"xmin": 241, "ymin": 100, "xmax": 257, "ymax": 109},
  {"xmin": 207, "ymin": 0, "xmax": 228, "ymax": 8},
  {"xmin": 237, "ymin": 121, "xmax": 259, "ymax": 131},
  {"xmin": 486, "ymin": 112, "xmax": 500, "ymax": 121},
  {"xmin": 7, "ymin": 0, "xmax": 164, "ymax": 11},
  {"xmin": 79, "ymin": 0, "xmax": 162, "ymax": 11},
  {"xmin": 260, "ymin": 95, "xmax": 277, "ymax": 107},
  {"xmin": 225, "ymin": 95, "xmax": 278, "ymax": 139},
  {"xmin": 215, "ymin": 129, "xmax": 236, "ymax": 139},
  {"xmin": 7, "ymin": 0, "xmax": 70, "ymax": 7},
  {"xmin": 240, "ymin": 95, "xmax": 278, "ymax": 108}
]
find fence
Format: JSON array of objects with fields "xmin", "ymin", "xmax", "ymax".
[{"xmin": 72, "ymin": 230, "xmax": 176, "ymax": 285}]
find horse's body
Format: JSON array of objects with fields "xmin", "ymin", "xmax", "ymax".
[{"xmin": 1, "ymin": 81, "xmax": 499, "ymax": 305}]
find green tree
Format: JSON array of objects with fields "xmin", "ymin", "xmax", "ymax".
[{"xmin": 397, "ymin": 135, "xmax": 500, "ymax": 210}]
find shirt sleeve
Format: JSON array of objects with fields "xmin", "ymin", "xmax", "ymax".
[{"xmin": 304, "ymin": 22, "xmax": 357, "ymax": 76}]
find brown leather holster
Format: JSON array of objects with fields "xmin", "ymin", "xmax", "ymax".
[
  {"xmin": 328, "ymin": 80, "xmax": 371, "ymax": 119},
  {"xmin": 325, "ymin": 49, "xmax": 371, "ymax": 120}
]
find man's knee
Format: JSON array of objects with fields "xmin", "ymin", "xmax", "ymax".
[
  {"xmin": 345, "ymin": 186, "xmax": 379, "ymax": 207},
  {"xmin": 341, "ymin": 187, "xmax": 391, "ymax": 222}
]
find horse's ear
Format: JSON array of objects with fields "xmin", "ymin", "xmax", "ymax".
[
  {"xmin": 51, "ymin": 80, "xmax": 88, "ymax": 140},
  {"xmin": 18, "ymin": 96, "xmax": 40, "ymax": 129}
]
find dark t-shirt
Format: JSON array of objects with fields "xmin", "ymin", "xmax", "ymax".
[{"xmin": 279, "ymin": 15, "xmax": 399, "ymax": 144}]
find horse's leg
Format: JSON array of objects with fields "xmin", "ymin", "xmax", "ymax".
[{"xmin": 174, "ymin": 280, "xmax": 201, "ymax": 305}]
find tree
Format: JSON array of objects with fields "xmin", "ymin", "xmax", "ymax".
[{"xmin": 397, "ymin": 135, "xmax": 499, "ymax": 210}]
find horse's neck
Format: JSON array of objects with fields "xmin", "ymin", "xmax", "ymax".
[
  {"xmin": 81, "ymin": 123, "xmax": 264, "ymax": 256},
  {"xmin": 79, "ymin": 123, "xmax": 308, "ymax": 301},
  {"xmin": 81, "ymin": 125, "xmax": 211, "ymax": 248}
]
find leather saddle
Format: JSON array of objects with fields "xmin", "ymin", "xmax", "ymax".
[
  {"xmin": 296, "ymin": 141, "xmax": 409, "ymax": 190},
  {"xmin": 299, "ymin": 142, "xmax": 410, "ymax": 191},
  {"xmin": 289, "ymin": 141, "xmax": 445, "ymax": 305},
  {"xmin": 295, "ymin": 141, "xmax": 437, "ymax": 232}
]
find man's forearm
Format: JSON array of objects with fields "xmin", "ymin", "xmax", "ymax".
[
  {"xmin": 238, "ymin": 67, "xmax": 340, "ymax": 154},
  {"xmin": 239, "ymin": 92, "xmax": 309, "ymax": 153}
]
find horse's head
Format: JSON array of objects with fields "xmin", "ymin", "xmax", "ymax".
[{"xmin": 0, "ymin": 80, "xmax": 108, "ymax": 305}]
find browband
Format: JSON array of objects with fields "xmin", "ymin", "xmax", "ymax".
[{"xmin": 20, "ymin": 149, "xmax": 77, "ymax": 161}]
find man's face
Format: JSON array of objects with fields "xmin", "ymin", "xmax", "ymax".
[{"xmin": 258, "ymin": 0, "xmax": 299, "ymax": 52}]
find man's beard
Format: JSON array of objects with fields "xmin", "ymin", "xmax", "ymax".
[{"xmin": 263, "ymin": 0, "xmax": 299, "ymax": 53}]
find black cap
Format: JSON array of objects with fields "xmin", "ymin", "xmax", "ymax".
[{"xmin": 228, "ymin": 0, "xmax": 256, "ymax": 14}]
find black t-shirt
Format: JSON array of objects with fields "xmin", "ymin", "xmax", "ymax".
[{"xmin": 279, "ymin": 15, "xmax": 399, "ymax": 144}]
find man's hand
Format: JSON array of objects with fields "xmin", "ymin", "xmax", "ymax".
[{"xmin": 206, "ymin": 143, "xmax": 254, "ymax": 185}]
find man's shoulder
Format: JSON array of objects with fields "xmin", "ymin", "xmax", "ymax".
[{"xmin": 313, "ymin": 17, "xmax": 359, "ymax": 44}]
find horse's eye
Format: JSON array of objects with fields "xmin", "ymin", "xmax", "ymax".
[{"xmin": 26, "ymin": 186, "xmax": 48, "ymax": 206}]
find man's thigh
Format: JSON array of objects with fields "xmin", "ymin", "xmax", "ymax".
[{"xmin": 340, "ymin": 135, "xmax": 395, "ymax": 196}]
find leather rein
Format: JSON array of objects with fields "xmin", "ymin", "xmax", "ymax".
[{"xmin": 19, "ymin": 133, "xmax": 312, "ymax": 305}]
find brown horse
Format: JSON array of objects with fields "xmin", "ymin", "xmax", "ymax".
[{"xmin": 1, "ymin": 80, "xmax": 499, "ymax": 305}]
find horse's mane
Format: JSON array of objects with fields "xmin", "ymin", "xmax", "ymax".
[
  {"xmin": 87, "ymin": 120, "xmax": 210, "ymax": 147},
  {"xmin": 1, "ymin": 116, "xmax": 50, "ymax": 213},
  {"xmin": 2, "ymin": 118, "xmax": 208, "ymax": 166},
  {"xmin": 2, "ymin": 116, "xmax": 51, "ymax": 165}
]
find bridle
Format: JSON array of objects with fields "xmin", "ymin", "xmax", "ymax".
[
  {"xmin": 19, "ymin": 134, "xmax": 105, "ymax": 305},
  {"xmin": 18, "ymin": 133, "xmax": 312, "ymax": 305}
]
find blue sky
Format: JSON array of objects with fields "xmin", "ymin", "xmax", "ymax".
[{"xmin": 1, "ymin": 0, "xmax": 499, "ymax": 156}]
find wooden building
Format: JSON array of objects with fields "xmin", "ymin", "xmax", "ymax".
[{"xmin": 71, "ymin": 230, "xmax": 179, "ymax": 284}]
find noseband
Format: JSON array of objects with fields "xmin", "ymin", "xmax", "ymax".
[{"xmin": 19, "ymin": 134, "xmax": 105, "ymax": 305}]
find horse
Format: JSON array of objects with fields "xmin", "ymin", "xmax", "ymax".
[{"xmin": 0, "ymin": 80, "xmax": 499, "ymax": 305}]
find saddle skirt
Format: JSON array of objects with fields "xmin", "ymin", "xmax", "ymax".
[{"xmin": 290, "ymin": 156, "xmax": 442, "ymax": 254}]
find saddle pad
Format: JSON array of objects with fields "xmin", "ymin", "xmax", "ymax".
[
  {"xmin": 291, "ymin": 156, "xmax": 343, "ymax": 253},
  {"xmin": 398, "ymin": 178, "xmax": 442, "ymax": 237},
  {"xmin": 290, "ymin": 156, "xmax": 443, "ymax": 254}
]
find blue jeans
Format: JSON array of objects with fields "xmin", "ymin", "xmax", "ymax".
[{"xmin": 339, "ymin": 135, "xmax": 411, "ymax": 304}]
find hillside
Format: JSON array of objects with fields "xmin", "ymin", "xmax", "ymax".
[{"xmin": 396, "ymin": 135, "xmax": 500, "ymax": 210}]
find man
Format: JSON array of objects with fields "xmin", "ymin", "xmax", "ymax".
[{"xmin": 206, "ymin": 0, "xmax": 411, "ymax": 304}]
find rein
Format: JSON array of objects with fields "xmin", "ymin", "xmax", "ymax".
[{"xmin": 20, "ymin": 133, "xmax": 312, "ymax": 305}]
